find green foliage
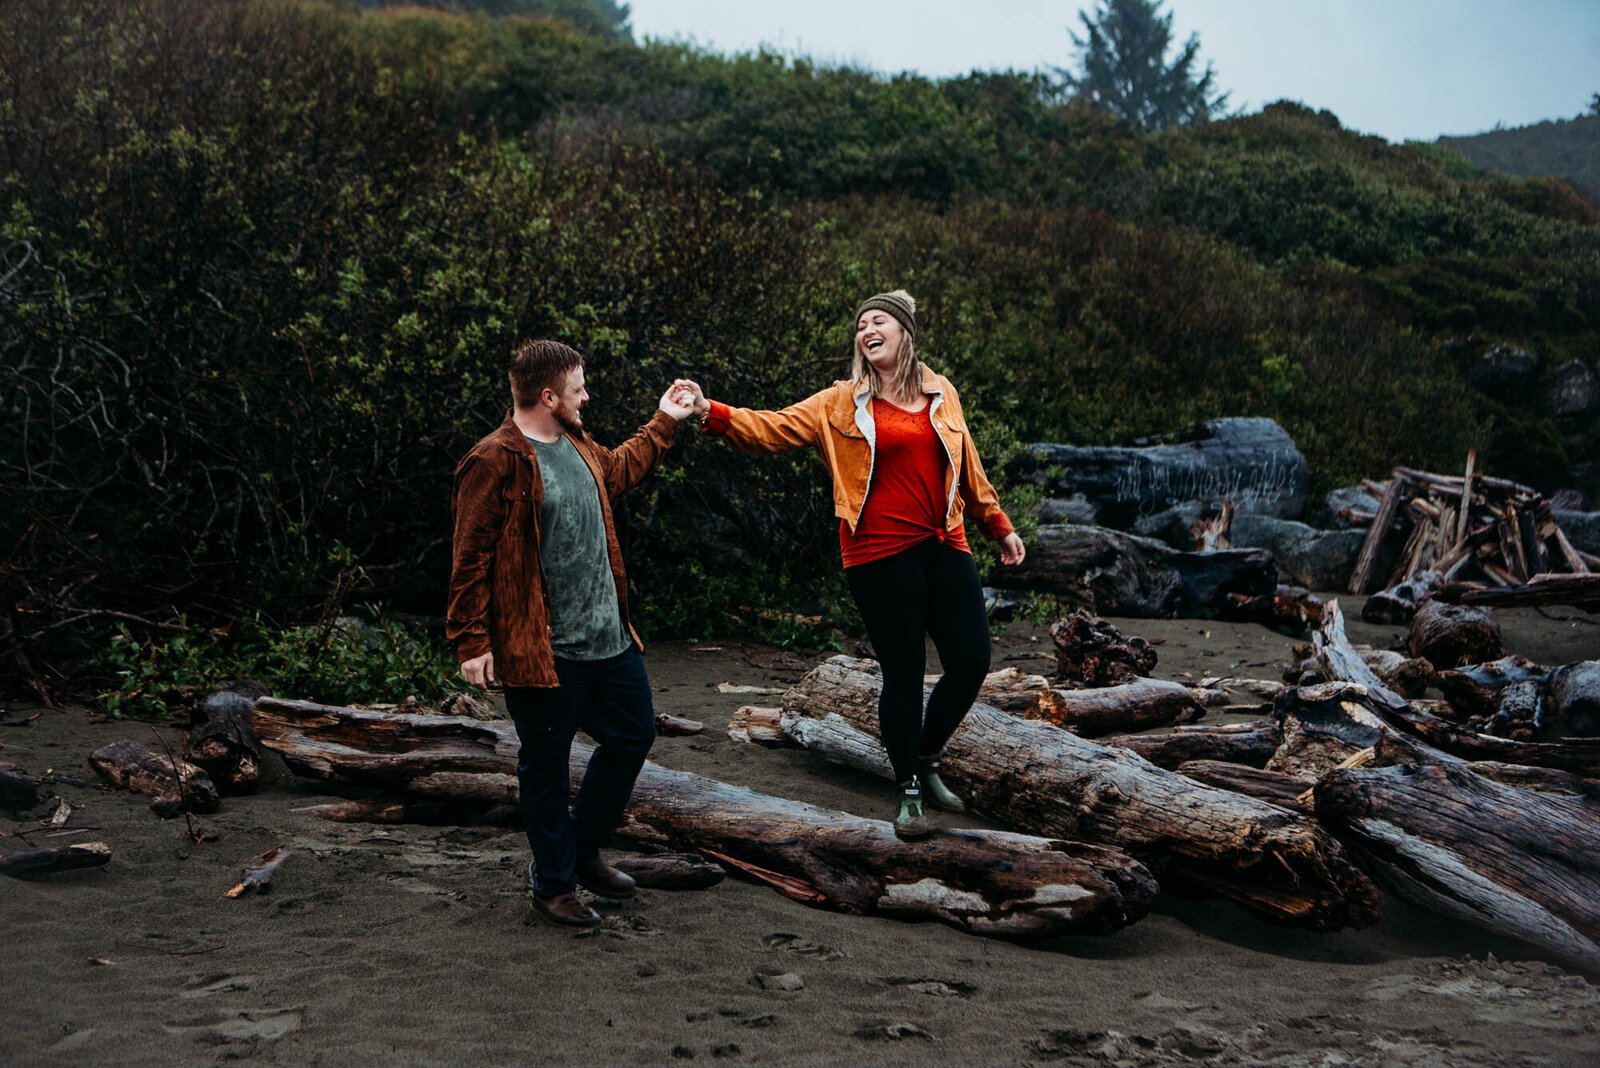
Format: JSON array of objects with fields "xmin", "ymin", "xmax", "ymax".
[
  {"xmin": 1054, "ymin": 0, "xmax": 1229, "ymax": 131},
  {"xmin": 1441, "ymin": 112, "xmax": 1600, "ymax": 206},
  {"xmin": 4, "ymin": 0, "xmax": 1599, "ymax": 700}
]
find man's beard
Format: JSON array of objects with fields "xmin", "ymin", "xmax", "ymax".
[{"xmin": 552, "ymin": 400, "xmax": 584, "ymax": 436}]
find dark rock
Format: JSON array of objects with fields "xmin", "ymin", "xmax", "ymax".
[
  {"xmin": 1229, "ymin": 515, "xmax": 1365, "ymax": 591},
  {"xmin": 1468, "ymin": 344, "xmax": 1540, "ymax": 398},
  {"xmin": 1009, "ymin": 418, "xmax": 1310, "ymax": 530},
  {"xmin": 1541, "ymin": 360, "xmax": 1599, "ymax": 419},
  {"xmin": 1034, "ymin": 496, "xmax": 1100, "ymax": 525},
  {"xmin": 1555, "ymin": 510, "xmax": 1600, "ymax": 556}
]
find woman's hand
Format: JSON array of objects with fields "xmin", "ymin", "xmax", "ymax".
[
  {"xmin": 998, "ymin": 532, "xmax": 1026, "ymax": 566},
  {"xmin": 670, "ymin": 378, "xmax": 710, "ymax": 417}
]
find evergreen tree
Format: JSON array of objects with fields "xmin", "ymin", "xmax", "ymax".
[{"xmin": 1055, "ymin": 0, "xmax": 1228, "ymax": 131}]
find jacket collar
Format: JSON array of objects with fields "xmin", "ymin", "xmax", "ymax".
[{"xmin": 492, "ymin": 408, "xmax": 591, "ymax": 455}]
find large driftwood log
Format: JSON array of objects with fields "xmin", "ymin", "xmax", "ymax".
[
  {"xmin": 1440, "ymin": 574, "xmax": 1600, "ymax": 610},
  {"xmin": 779, "ymin": 656, "xmax": 1379, "ymax": 930},
  {"xmin": 88, "ymin": 740, "xmax": 220, "ymax": 814},
  {"xmin": 1316, "ymin": 762, "xmax": 1600, "ymax": 972},
  {"xmin": 1175, "ymin": 762, "xmax": 1309, "ymax": 810},
  {"xmin": 0, "ymin": 841, "xmax": 112, "ymax": 878},
  {"xmin": 188, "ymin": 690, "xmax": 263, "ymax": 795},
  {"xmin": 1049, "ymin": 611, "xmax": 1157, "ymax": 685},
  {"xmin": 1267, "ymin": 682, "xmax": 1392, "ymax": 781},
  {"xmin": 1024, "ymin": 678, "xmax": 1205, "ymax": 737},
  {"xmin": 1103, "ymin": 720, "xmax": 1282, "ymax": 770},
  {"xmin": 1543, "ymin": 662, "xmax": 1600, "ymax": 741},
  {"xmin": 1435, "ymin": 656, "xmax": 1551, "ymax": 720},
  {"xmin": 1371, "ymin": 698, "xmax": 1600, "ymax": 776},
  {"xmin": 1360, "ymin": 569, "xmax": 1444, "ymax": 624},
  {"xmin": 254, "ymin": 698, "xmax": 1155, "ymax": 939},
  {"xmin": 1004, "ymin": 524, "xmax": 1276, "ymax": 618},
  {"xmin": 1408, "ymin": 601, "xmax": 1504, "ymax": 669}
]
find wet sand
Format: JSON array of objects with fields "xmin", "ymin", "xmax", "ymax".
[{"xmin": 3, "ymin": 598, "xmax": 1598, "ymax": 1066}]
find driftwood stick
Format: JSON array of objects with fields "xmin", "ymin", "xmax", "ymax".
[
  {"xmin": 224, "ymin": 844, "xmax": 291, "ymax": 897},
  {"xmin": 1454, "ymin": 449, "xmax": 1475, "ymax": 547},
  {"xmin": 0, "ymin": 841, "xmax": 112, "ymax": 878},
  {"xmin": 1350, "ymin": 472, "xmax": 1406, "ymax": 594},
  {"xmin": 0, "ymin": 760, "xmax": 42, "ymax": 805}
]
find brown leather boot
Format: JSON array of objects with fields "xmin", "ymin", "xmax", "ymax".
[
  {"xmin": 575, "ymin": 853, "xmax": 637, "ymax": 899},
  {"xmin": 531, "ymin": 891, "xmax": 600, "ymax": 927}
]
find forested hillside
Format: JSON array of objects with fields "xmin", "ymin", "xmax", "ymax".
[
  {"xmin": 1442, "ymin": 111, "xmax": 1600, "ymax": 205},
  {"xmin": 4, "ymin": 0, "xmax": 1597, "ymax": 704}
]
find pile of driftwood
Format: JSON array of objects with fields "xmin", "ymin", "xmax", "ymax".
[{"xmin": 1347, "ymin": 457, "xmax": 1600, "ymax": 622}]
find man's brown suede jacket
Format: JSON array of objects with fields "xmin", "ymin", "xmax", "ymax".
[{"xmin": 446, "ymin": 408, "xmax": 679, "ymax": 688}]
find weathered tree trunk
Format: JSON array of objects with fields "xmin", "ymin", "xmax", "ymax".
[
  {"xmin": 1357, "ymin": 648, "xmax": 1436, "ymax": 699},
  {"xmin": 188, "ymin": 691, "xmax": 262, "ymax": 795},
  {"xmin": 1102, "ymin": 719, "xmax": 1282, "ymax": 769},
  {"xmin": 1360, "ymin": 569, "xmax": 1443, "ymax": 624},
  {"xmin": 1218, "ymin": 587, "xmax": 1324, "ymax": 635},
  {"xmin": 780, "ymin": 656, "xmax": 1379, "ymax": 931},
  {"xmin": 964, "ymin": 667, "xmax": 1054, "ymax": 712},
  {"xmin": 1369, "ymin": 698, "xmax": 1600, "ymax": 776},
  {"xmin": 0, "ymin": 841, "xmax": 112, "ymax": 878},
  {"xmin": 1441, "ymin": 574, "xmax": 1600, "ymax": 610},
  {"xmin": 1049, "ymin": 611, "xmax": 1157, "ymax": 686},
  {"xmin": 254, "ymin": 698, "xmax": 1156, "ymax": 939},
  {"xmin": 88, "ymin": 740, "xmax": 220, "ymax": 814},
  {"xmin": 0, "ymin": 760, "xmax": 41, "ymax": 805},
  {"xmin": 1004, "ymin": 524, "xmax": 1275, "ymax": 618},
  {"xmin": 1541, "ymin": 663, "xmax": 1600, "ymax": 741},
  {"xmin": 1316, "ymin": 762, "xmax": 1600, "ymax": 972},
  {"xmin": 727, "ymin": 706, "xmax": 795, "ymax": 748},
  {"xmin": 1266, "ymin": 682, "xmax": 1393, "ymax": 780},
  {"xmin": 1435, "ymin": 656, "xmax": 1551, "ymax": 719},
  {"xmin": 1024, "ymin": 678, "xmax": 1205, "ymax": 737},
  {"xmin": 1409, "ymin": 601, "xmax": 1504, "ymax": 669},
  {"xmin": 1175, "ymin": 761, "xmax": 1309, "ymax": 810}
]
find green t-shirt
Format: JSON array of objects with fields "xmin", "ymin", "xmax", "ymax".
[{"xmin": 527, "ymin": 435, "xmax": 630, "ymax": 661}]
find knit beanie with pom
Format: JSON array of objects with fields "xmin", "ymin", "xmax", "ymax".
[{"xmin": 854, "ymin": 289, "xmax": 917, "ymax": 339}]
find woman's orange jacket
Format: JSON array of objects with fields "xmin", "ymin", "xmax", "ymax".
[{"xmin": 703, "ymin": 369, "xmax": 1014, "ymax": 542}]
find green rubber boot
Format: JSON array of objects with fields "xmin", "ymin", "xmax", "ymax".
[
  {"xmin": 918, "ymin": 754, "xmax": 966, "ymax": 813},
  {"xmin": 893, "ymin": 779, "xmax": 930, "ymax": 840}
]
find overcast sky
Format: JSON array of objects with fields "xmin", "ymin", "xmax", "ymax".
[{"xmin": 629, "ymin": 1, "xmax": 1600, "ymax": 143}]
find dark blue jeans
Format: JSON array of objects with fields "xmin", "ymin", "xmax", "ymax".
[{"xmin": 504, "ymin": 647, "xmax": 656, "ymax": 898}]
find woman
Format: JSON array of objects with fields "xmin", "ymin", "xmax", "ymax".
[{"xmin": 677, "ymin": 290, "xmax": 1025, "ymax": 838}]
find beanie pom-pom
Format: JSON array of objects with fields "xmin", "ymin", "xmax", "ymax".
[{"xmin": 885, "ymin": 289, "xmax": 916, "ymax": 313}]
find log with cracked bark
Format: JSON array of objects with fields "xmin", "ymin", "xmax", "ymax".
[
  {"xmin": 1408, "ymin": 601, "xmax": 1504, "ymax": 669},
  {"xmin": 254, "ymin": 698, "xmax": 1156, "ymax": 939},
  {"xmin": 188, "ymin": 690, "xmax": 263, "ymax": 795},
  {"xmin": 778, "ymin": 656, "xmax": 1380, "ymax": 930},
  {"xmin": 1023, "ymin": 677, "xmax": 1206, "ymax": 737},
  {"xmin": 0, "ymin": 841, "xmax": 113, "ymax": 878},
  {"xmin": 1049, "ymin": 611, "xmax": 1157, "ymax": 686},
  {"xmin": 1175, "ymin": 761, "xmax": 1309, "ymax": 810},
  {"xmin": 1315, "ymin": 761, "xmax": 1600, "ymax": 973},
  {"xmin": 1102, "ymin": 719, "xmax": 1282, "ymax": 770},
  {"xmin": 88, "ymin": 740, "xmax": 220, "ymax": 814},
  {"xmin": 0, "ymin": 760, "xmax": 41, "ymax": 805}
]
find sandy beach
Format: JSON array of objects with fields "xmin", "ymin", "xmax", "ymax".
[{"xmin": 4, "ymin": 597, "xmax": 1599, "ymax": 1067}]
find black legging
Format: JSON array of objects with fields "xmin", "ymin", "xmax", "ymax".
[{"xmin": 844, "ymin": 537, "xmax": 991, "ymax": 785}]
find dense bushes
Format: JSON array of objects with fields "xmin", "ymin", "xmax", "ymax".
[{"xmin": 3, "ymin": 0, "xmax": 1597, "ymax": 706}]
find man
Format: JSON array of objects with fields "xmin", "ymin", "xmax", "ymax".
[{"xmin": 447, "ymin": 339, "xmax": 698, "ymax": 927}]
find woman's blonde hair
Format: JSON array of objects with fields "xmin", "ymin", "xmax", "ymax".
[{"xmin": 850, "ymin": 290, "xmax": 924, "ymax": 402}]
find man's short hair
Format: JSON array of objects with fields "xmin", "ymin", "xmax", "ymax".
[{"xmin": 509, "ymin": 339, "xmax": 583, "ymax": 408}]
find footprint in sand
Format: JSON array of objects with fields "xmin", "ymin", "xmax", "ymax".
[
  {"xmin": 760, "ymin": 932, "xmax": 846, "ymax": 960},
  {"xmin": 163, "ymin": 1007, "xmax": 303, "ymax": 1042},
  {"xmin": 179, "ymin": 973, "xmax": 254, "ymax": 999},
  {"xmin": 852, "ymin": 1021, "xmax": 933, "ymax": 1041},
  {"xmin": 575, "ymin": 913, "xmax": 660, "ymax": 940},
  {"xmin": 883, "ymin": 976, "xmax": 974, "ymax": 998}
]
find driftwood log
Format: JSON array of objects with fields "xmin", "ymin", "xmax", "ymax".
[
  {"xmin": 254, "ymin": 698, "xmax": 1156, "ymax": 939},
  {"xmin": 1024, "ymin": 678, "xmax": 1205, "ymax": 737},
  {"xmin": 1440, "ymin": 574, "xmax": 1600, "ymax": 610},
  {"xmin": 1005, "ymin": 524, "xmax": 1276, "ymax": 618},
  {"xmin": 225, "ymin": 844, "xmax": 291, "ymax": 897},
  {"xmin": 0, "ymin": 841, "xmax": 112, "ymax": 878},
  {"xmin": 1219, "ymin": 587, "xmax": 1324, "ymax": 635},
  {"xmin": 779, "ymin": 656, "xmax": 1379, "ymax": 930},
  {"xmin": 1373, "ymin": 698, "xmax": 1600, "ymax": 776},
  {"xmin": 1049, "ymin": 611, "xmax": 1157, "ymax": 685},
  {"xmin": 1543, "ymin": 663, "xmax": 1600, "ymax": 741},
  {"xmin": 188, "ymin": 691, "xmax": 263, "ymax": 795},
  {"xmin": 1103, "ymin": 720, "xmax": 1282, "ymax": 770},
  {"xmin": 1175, "ymin": 761, "xmax": 1309, "ymax": 810},
  {"xmin": 609, "ymin": 854, "xmax": 726, "ymax": 891},
  {"xmin": 88, "ymin": 740, "xmax": 220, "ymax": 814},
  {"xmin": 1316, "ymin": 762, "xmax": 1600, "ymax": 972},
  {"xmin": 0, "ymin": 760, "xmax": 41, "ymax": 806},
  {"xmin": 1435, "ymin": 657, "xmax": 1551, "ymax": 720},
  {"xmin": 1361, "ymin": 569, "xmax": 1444, "ymax": 624},
  {"xmin": 1408, "ymin": 601, "xmax": 1504, "ymax": 669}
]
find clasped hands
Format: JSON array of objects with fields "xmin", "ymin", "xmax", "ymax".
[{"xmin": 658, "ymin": 379, "xmax": 710, "ymax": 422}]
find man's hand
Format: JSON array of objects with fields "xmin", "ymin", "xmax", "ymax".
[
  {"xmin": 461, "ymin": 651, "xmax": 497, "ymax": 690},
  {"xmin": 659, "ymin": 380, "xmax": 699, "ymax": 422},
  {"xmin": 998, "ymin": 532, "xmax": 1026, "ymax": 566},
  {"xmin": 670, "ymin": 378, "xmax": 710, "ymax": 418}
]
